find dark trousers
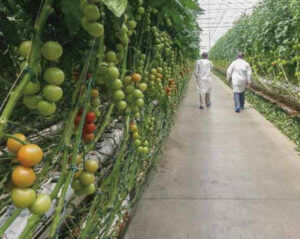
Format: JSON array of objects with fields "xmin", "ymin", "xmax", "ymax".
[{"xmin": 234, "ymin": 91, "xmax": 245, "ymax": 109}]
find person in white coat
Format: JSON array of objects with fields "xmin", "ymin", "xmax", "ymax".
[
  {"xmin": 194, "ymin": 52, "xmax": 214, "ymax": 109},
  {"xmin": 227, "ymin": 52, "xmax": 252, "ymax": 113}
]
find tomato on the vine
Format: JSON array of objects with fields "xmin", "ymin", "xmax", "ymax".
[
  {"xmin": 79, "ymin": 172, "xmax": 95, "ymax": 187},
  {"xmin": 12, "ymin": 165, "xmax": 36, "ymax": 188},
  {"xmin": 44, "ymin": 67, "xmax": 65, "ymax": 85},
  {"xmin": 37, "ymin": 100, "xmax": 56, "ymax": 116},
  {"xmin": 43, "ymin": 85, "xmax": 63, "ymax": 102},
  {"xmin": 11, "ymin": 187, "xmax": 36, "ymax": 208},
  {"xmin": 84, "ymin": 123, "xmax": 96, "ymax": 134},
  {"xmin": 42, "ymin": 41, "xmax": 63, "ymax": 61},
  {"xmin": 19, "ymin": 41, "xmax": 32, "ymax": 58},
  {"xmin": 17, "ymin": 144, "xmax": 43, "ymax": 167},
  {"xmin": 6, "ymin": 133, "xmax": 26, "ymax": 154},
  {"xmin": 83, "ymin": 133, "xmax": 95, "ymax": 143},
  {"xmin": 85, "ymin": 112, "xmax": 96, "ymax": 124},
  {"xmin": 84, "ymin": 159, "xmax": 99, "ymax": 173},
  {"xmin": 29, "ymin": 194, "xmax": 51, "ymax": 215}
]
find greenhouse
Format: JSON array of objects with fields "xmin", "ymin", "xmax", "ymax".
[{"xmin": 0, "ymin": 0, "xmax": 299, "ymax": 238}]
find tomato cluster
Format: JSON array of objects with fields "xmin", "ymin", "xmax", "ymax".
[
  {"xmin": 130, "ymin": 122, "xmax": 149, "ymax": 154},
  {"xmin": 81, "ymin": 0, "xmax": 104, "ymax": 38},
  {"xmin": 20, "ymin": 40, "xmax": 64, "ymax": 117},
  {"xmin": 6, "ymin": 134, "xmax": 51, "ymax": 215},
  {"xmin": 75, "ymin": 109, "xmax": 97, "ymax": 143},
  {"xmin": 70, "ymin": 156, "xmax": 99, "ymax": 196}
]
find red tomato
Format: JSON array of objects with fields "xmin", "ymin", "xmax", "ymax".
[
  {"xmin": 78, "ymin": 108, "xmax": 84, "ymax": 115},
  {"xmin": 75, "ymin": 115, "xmax": 81, "ymax": 126},
  {"xmin": 83, "ymin": 133, "xmax": 95, "ymax": 143},
  {"xmin": 84, "ymin": 123, "xmax": 96, "ymax": 134},
  {"xmin": 85, "ymin": 112, "xmax": 96, "ymax": 124}
]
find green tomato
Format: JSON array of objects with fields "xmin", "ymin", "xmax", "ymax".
[
  {"xmin": 106, "ymin": 51, "xmax": 117, "ymax": 64},
  {"xmin": 112, "ymin": 90, "xmax": 125, "ymax": 101},
  {"xmin": 81, "ymin": 183, "xmax": 96, "ymax": 195},
  {"xmin": 108, "ymin": 66, "xmax": 119, "ymax": 79},
  {"xmin": 29, "ymin": 194, "xmax": 51, "ymax": 215},
  {"xmin": 44, "ymin": 67, "xmax": 65, "ymax": 85},
  {"xmin": 71, "ymin": 180, "xmax": 83, "ymax": 191},
  {"xmin": 111, "ymin": 79, "xmax": 123, "ymax": 90},
  {"xmin": 43, "ymin": 85, "xmax": 63, "ymax": 102},
  {"xmin": 20, "ymin": 61, "xmax": 28, "ymax": 70},
  {"xmin": 37, "ymin": 100, "xmax": 56, "ymax": 116},
  {"xmin": 133, "ymin": 89, "xmax": 143, "ymax": 99},
  {"xmin": 143, "ymin": 140, "xmax": 149, "ymax": 146},
  {"xmin": 137, "ymin": 146, "xmax": 143, "ymax": 153},
  {"xmin": 142, "ymin": 147, "xmax": 149, "ymax": 154},
  {"xmin": 138, "ymin": 83, "xmax": 147, "ymax": 92},
  {"xmin": 134, "ymin": 139, "xmax": 141, "ymax": 147},
  {"xmin": 19, "ymin": 41, "xmax": 32, "ymax": 58},
  {"xmin": 23, "ymin": 95, "xmax": 40, "ymax": 109},
  {"xmin": 124, "ymin": 76, "xmax": 132, "ymax": 85},
  {"xmin": 81, "ymin": 17, "xmax": 90, "ymax": 30},
  {"xmin": 117, "ymin": 100, "xmax": 127, "ymax": 111},
  {"xmin": 91, "ymin": 98, "xmax": 101, "ymax": 107},
  {"xmin": 84, "ymin": 159, "xmax": 99, "ymax": 173},
  {"xmin": 79, "ymin": 173, "xmax": 95, "ymax": 187},
  {"xmin": 136, "ymin": 98, "xmax": 144, "ymax": 108},
  {"xmin": 86, "ymin": 22, "xmax": 104, "ymax": 37},
  {"xmin": 11, "ymin": 187, "xmax": 36, "ymax": 208},
  {"xmin": 42, "ymin": 41, "xmax": 63, "ymax": 61},
  {"xmin": 125, "ymin": 85, "xmax": 135, "ymax": 94},
  {"xmin": 82, "ymin": 4, "xmax": 100, "ymax": 21},
  {"xmin": 24, "ymin": 81, "xmax": 40, "ymax": 95},
  {"xmin": 135, "ymin": 112, "xmax": 140, "ymax": 119},
  {"xmin": 129, "ymin": 20, "xmax": 137, "ymax": 29},
  {"xmin": 138, "ymin": 7, "xmax": 145, "ymax": 14}
]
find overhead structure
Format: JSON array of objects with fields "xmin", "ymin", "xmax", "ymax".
[{"xmin": 198, "ymin": 0, "xmax": 260, "ymax": 52}]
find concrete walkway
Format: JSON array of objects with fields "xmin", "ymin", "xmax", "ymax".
[{"xmin": 125, "ymin": 74, "xmax": 300, "ymax": 239}]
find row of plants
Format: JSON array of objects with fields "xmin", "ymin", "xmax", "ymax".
[
  {"xmin": 209, "ymin": 0, "xmax": 300, "ymax": 107},
  {"xmin": 214, "ymin": 70, "xmax": 300, "ymax": 148},
  {"xmin": 0, "ymin": 0, "xmax": 201, "ymax": 238}
]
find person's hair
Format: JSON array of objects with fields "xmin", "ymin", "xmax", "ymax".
[
  {"xmin": 237, "ymin": 52, "xmax": 244, "ymax": 59},
  {"xmin": 202, "ymin": 52, "xmax": 208, "ymax": 59}
]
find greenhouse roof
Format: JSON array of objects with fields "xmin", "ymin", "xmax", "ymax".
[{"xmin": 198, "ymin": 0, "xmax": 260, "ymax": 52}]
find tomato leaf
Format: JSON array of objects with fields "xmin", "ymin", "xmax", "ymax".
[
  {"xmin": 102, "ymin": 0, "xmax": 127, "ymax": 17},
  {"xmin": 60, "ymin": 0, "xmax": 82, "ymax": 33}
]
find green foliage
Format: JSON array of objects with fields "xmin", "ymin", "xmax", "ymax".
[
  {"xmin": 210, "ymin": 0, "xmax": 300, "ymax": 87},
  {"xmin": 60, "ymin": 0, "xmax": 82, "ymax": 32},
  {"xmin": 103, "ymin": 0, "xmax": 128, "ymax": 17}
]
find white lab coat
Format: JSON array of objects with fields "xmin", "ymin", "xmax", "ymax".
[
  {"xmin": 227, "ymin": 59, "xmax": 252, "ymax": 93},
  {"xmin": 194, "ymin": 59, "xmax": 214, "ymax": 94}
]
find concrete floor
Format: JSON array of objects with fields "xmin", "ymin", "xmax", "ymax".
[{"xmin": 125, "ymin": 74, "xmax": 300, "ymax": 239}]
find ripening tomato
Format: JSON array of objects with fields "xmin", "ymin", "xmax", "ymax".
[
  {"xmin": 17, "ymin": 144, "xmax": 43, "ymax": 167},
  {"xmin": 84, "ymin": 159, "xmax": 99, "ymax": 173},
  {"xmin": 91, "ymin": 89, "xmax": 99, "ymax": 98},
  {"xmin": 79, "ymin": 172, "xmax": 95, "ymax": 187},
  {"xmin": 130, "ymin": 123, "xmax": 138, "ymax": 133},
  {"xmin": 131, "ymin": 73, "xmax": 142, "ymax": 83},
  {"xmin": 11, "ymin": 187, "xmax": 36, "ymax": 208},
  {"xmin": 138, "ymin": 83, "xmax": 147, "ymax": 92},
  {"xmin": 132, "ymin": 132, "xmax": 140, "ymax": 139},
  {"xmin": 91, "ymin": 98, "xmax": 101, "ymax": 107},
  {"xmin": 12, "ymin": 165, "xmax": 36, "ymax": 187},
  {"xmin": 68, "ymin": 154, "xmax": 83, "ymax": 166},
  {"xmin": 29, "ymin": 194, "xmax": 51, "ymax": 215},
  {"xmin": 83, "ymin": 133, "xmax": 95, "ymax": 143},
  {"xmin": 6, "ymin": 133, "xmax": 26, "ymax": 154},
  {"xmin": 124, "ymin": 76, "xmax": 132, "ymax": 85},
  {"xmin": 42, "ymin": 41, "xmax": 63, "ymax": 61},
  {"xmin": 74, "ymin": 168, "xmax": 83, "ymax": 179},
  {"xmin": 84, "ymin": 123, "xmax": 96, "ymax": 134},
  {"xmin": 85, "ymin": 112, "xmax": 96, "ymax": 124}
]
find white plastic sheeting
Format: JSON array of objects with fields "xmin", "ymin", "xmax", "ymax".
[{"xmin": 198, "ymin": 0, "xmax": 260, "ymax": 52}]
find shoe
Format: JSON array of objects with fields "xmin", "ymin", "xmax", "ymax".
[
  {"xmin": 199, "ymin": 106, "xmax": 205, "ymax": 109},
  {"xmin": 206, "ymin": 103, "xmax": 211, "ymax": 108},
  {"xmin": 235, "ymin": 108, "xmax": 240, "ymax": 113}
]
